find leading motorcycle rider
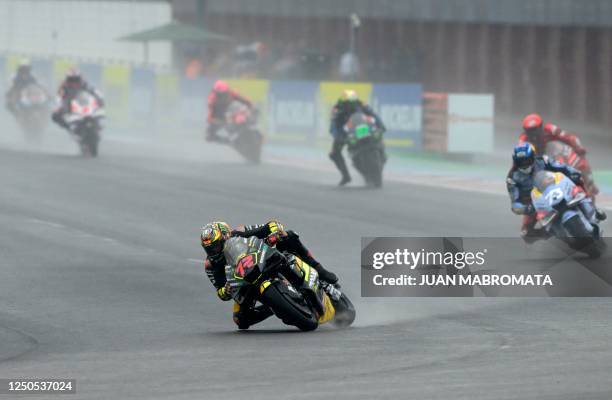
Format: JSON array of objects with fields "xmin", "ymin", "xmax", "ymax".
[
  {"xmin": 506, "ymin": 143, "xmax": 605, "ymax": 243},
  {"xmin": 206, "ymin": 80, "xmax": 254, "ymax": 143},
  {"xmin": 51, "ymin": 69, "xmax": 104, "ymax": 132},
  {"xmin": 329, "ymin": 89, "xmax": 386, "ymax": 186},
  {"xmin": 519, "ymin": 113, "xmax": 599, "ymax": 196},
  {"xmin": 4, "ymin": 59, "xmax": 41, "ymax": 116},
  {"xmin": 200, "ymin": 220, "xmax": 338, "ymax": 329}
]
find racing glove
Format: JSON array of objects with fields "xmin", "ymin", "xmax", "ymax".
[
  {"xmin": 568, "ymin": 171, "xmax": 583, "ymax": 185},
  {"xmin": 216, "ymin": 283, "xmax": 233, "ymax": 301},
  {"xmin": 512, "ymin": 202, "xmax": 533, "ymax": 215}
]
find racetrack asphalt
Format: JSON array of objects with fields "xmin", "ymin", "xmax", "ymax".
[{"xmin": 1, "ymin": 129, "xmax": 611, "ymax": 400}]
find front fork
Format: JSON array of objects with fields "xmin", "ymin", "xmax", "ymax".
[{"xmin": 289, "ymin": 256, "xmax": 336, "ymax": 324}]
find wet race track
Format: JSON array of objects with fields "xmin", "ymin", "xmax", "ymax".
[{"xmin": 1, "ymin": 133, "xmax": 611, "ymax": 400}]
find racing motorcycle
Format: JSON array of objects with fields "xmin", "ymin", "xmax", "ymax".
[
  {"xmin": 224, "ymin": 236, "xmax": 355, "ymax": 331},
  {"xmin": 532, "ymin": 170, "xmax": 606, "ymax": 258},
  {"xmin": 220, "ymin": 101, "xmax": 263, "ymax": 163},
  {"xmin": 15, "ymin": 83, "xmax": 50, "ymax": 139},
  {"xmin": 344, "ymin": 112, "xmax": 385, "ymax": 188},
  {"xmin": 64, "ymin": 90, "xmax": 105, "ymax": 157},
  {"xmin": 544, "ymin": 140, "xmax": 598, "ymax": 197}
]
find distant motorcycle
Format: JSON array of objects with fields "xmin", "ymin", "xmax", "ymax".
[
  {"xmin": 15, "ymin": 83, "xmax": 50, "ymax": 140},
  {"xmin": 344, "ymin": 112, "xmax": 385, "ymax": 188},
  {"xmin": 221, "ymin": 101, "xmax": 263, "ymax": 163},
  {"xmin": 531, "ymin": 170, "xmax": 605, "ymax": 258},
  {"xmin": 224, "ymin": 236, "xmax": 355, "ymax": 331},
  {"xmin": 544, "ymin": 140, "xmax": 598, "ymax": 197},
  {"xmin": 64, "ymin": 90, "xmax": 105, "ymax": 157}
]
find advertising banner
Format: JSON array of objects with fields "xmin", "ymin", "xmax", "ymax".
[
  {"xmin": 129, "ymin": 66, "xmax": 156, "ymax": 132},
  {"xmin": 371, "ymin": 83, "xmax": 422, "ymax": 149},
  {"xmin": 52, "ymin": 58, "xmax": 76, "ymax": 86},
  {"xmin": 0, "ymin": 55, "xmax": 7, "ymax": 94},
  {"xmin": 268, "ymin": 80, "xmax": 318, "ymax": 141},
  {"xmin": 155, "ymin": 71, "xmax": 178, "ymax": 133},
  {"xmin": 101, "ymin": 64, "xmax": 130, "ymax": 126},
  {"xmin": 79, "ymin": 63, "xmax": 103, "ymax": 89},
  {"xmin": 30, "ymin": 58, "xmax": 53, "ymax": 89},
  {"xmin": 3, "ymin": 54, "xmax": 18, "ymax": 74},
  {"xmin": 447, "ymin": 94, "xmax": 494, "ymax": 153},
  {"xmin": 179, "ymin": 77, "xmax": 212, "ymax": 130}
]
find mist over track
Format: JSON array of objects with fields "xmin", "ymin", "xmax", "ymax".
[{"xmin": 1, "ymin": 130, "xmax": 611, "ymax": 400}]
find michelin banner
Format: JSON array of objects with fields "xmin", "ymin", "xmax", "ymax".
[
  {"xmin": 268, "ymin": 80, "xmax": 318, "ymax": 141},
  {"xmin": 371, "ymin": 83, "xmax": 422, "ymax": 150}
]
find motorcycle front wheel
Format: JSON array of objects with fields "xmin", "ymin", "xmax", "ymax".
[
  {"xmin": 259, "ymin": 280, "xmax": 319, "ymax": 331},
  {"xmin": 563, "ymin": 214, "xmax": 601, "ymax": 258}
]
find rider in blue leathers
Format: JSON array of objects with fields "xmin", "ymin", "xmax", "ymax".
[
  {"xmin": 329, "ymin": 90, "xmax": 385, "ymax": 186},
  {"xmin": 505, "ymin": 143, "xmax": 596, "ymax": 242}
]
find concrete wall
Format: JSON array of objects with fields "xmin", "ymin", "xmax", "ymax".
[
  {"xmin": 200, "ymin": 0, "xmax": 612, "ymax": 28},
  {"xmin": 0, "ymin": 0, "xmax": 172, "ymax": 66},
  {"xmin": 197, "ymin": 12, "xmax": 612, "ymax": 132}
]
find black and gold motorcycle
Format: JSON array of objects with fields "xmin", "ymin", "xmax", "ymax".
[{"xmin": 224, "ymin": 236, "xmax": 355, "ymax": 331}]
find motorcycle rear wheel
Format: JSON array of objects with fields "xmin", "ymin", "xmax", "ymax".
[
  {"xmin": 233, "ymin": 128, "xmax": 262, "ymax": 164},
  {"xmin": 332, "ymin": 293, "xmax": 356, "ymax": 328},
  {"xmin": 80, "ymin": 129, "xmax": 100, "ymax": 157}
]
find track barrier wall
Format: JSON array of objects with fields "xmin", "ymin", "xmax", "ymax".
[{"xmin": 2, "ymin": 54, "xmax": 491, "ymax": 153}]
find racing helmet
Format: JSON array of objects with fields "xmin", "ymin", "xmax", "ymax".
[
  {"xmin": 212, "ymin": 80, "xmax": 231, "ymax": 102},
  {"xmin": 339, "ymin": 89, "xmax": 358, "ymax": 103},
  {"xmin": 65, "ymin": 69, "xmax": 84, "ymax": 89},
  {"xmin": 338, "ymin": 89, "xmax": 359, "ymax": 113},
  {"xmin": 213, "ymin": 80, "xmax": 230, "ymax": 93},
  {"xmin": 522, "ymin": 113, "xmax": 544, "ymax": 141},
  {"xmin": 512, "ymin": 143, "xmax": 536, "ymax": 173},
  {"xmin": 201, "ymin": 221, "xmax": 232, "ymax": 257},
  {"xmin": 16, "ymin": 59, "xmax": 32, "ymax": 77}
]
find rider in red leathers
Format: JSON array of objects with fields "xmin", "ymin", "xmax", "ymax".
[
  {"xmin": 206, "ymin": 80, "xmax": 254, "ymax": 143},
  {"xmin": 518, "ymin": 113, "xmax": 599, "ymax": 197}
]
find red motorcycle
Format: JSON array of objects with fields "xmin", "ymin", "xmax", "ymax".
[
  {"xmin": 222, "ymin": 101, "xmax": 264, "ymax": 163},
  {"xmin": 544, "ymin": 140, "xmax": 599, "ymax": 198}
]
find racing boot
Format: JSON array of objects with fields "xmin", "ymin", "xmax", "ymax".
[
  {"xmin": 521, "ymin": 214, "xmax": 549, "ymax": 244},
  {"xmin": 311, "ymin": 262, "xmax": 338, "ymax": 285},
  {"xmin": 234, "ymin": 304, "xmax": 274, "ymax": 330},
  {"xmin": 329, "ymin": 152, "xmax": 351, "ymax": 186},
  {"xmin": 51, "ymin": 109, "xmax": 72, "ymax": 130},
  {"xmin": 596, "ymin": 208, "xmax": 607, "ymax": 221},
  {"xmin": 521, "ymin": 229, "xmax": 549, "ymax": 244},
  {"xmin": 279, "ymin": 231, "xmax": 339, "ymax": 285}
]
